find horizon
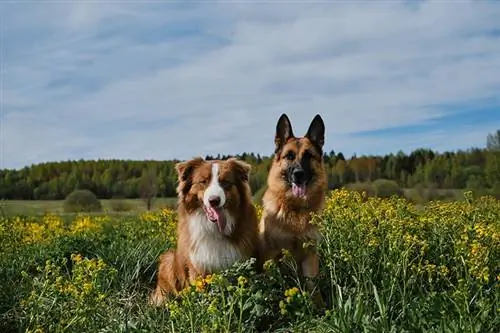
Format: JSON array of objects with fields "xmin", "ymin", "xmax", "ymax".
[
  {"xmin": 2, "ymin": 1, "xmax": 500, "ymax": 170},
  {"xmin": 0, "ymin": 143, "xmax": 490, "ymax": 172}
]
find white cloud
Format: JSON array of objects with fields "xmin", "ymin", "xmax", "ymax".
[{"xmin": 2, "ymin": 1, "xmax": 500, "ymax": 168}]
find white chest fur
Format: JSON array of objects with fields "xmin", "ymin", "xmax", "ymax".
[{"xmin": 188, "ymin": 212, "xmax": 243, "ymax": 273}]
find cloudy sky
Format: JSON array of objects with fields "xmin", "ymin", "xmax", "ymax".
[{"xmin": 2, "ymin": 1, "xmax": 500, "ymax": 169}]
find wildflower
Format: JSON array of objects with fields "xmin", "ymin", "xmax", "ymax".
[
  {"xmin": 71, "ymin": 253, "xmax": 83, "ymax": 263},
  {"xmin": 263, "ymin": 259, "xmax": 275, "ymax": 271},
  {"xmin": 237, "ymin": 275, "xmax": 248, "ymax": 287},
  {"xmin": 281, "ymin": 248, "xmax": 292, "ymax": 258},
  {"xmin": 279, "ymin": 300, "xmax": 287, "ymax": 315},
  {"xmin": 204, "ymin": 274, "xmax": 214, "ymax": 285},
  {"xmin": 194, "ymin": 278, "xmax": 205, "ymax": 293},
  {"xmin": 284, "ymin": 287, "xmax": 299, "ymax": 298}
]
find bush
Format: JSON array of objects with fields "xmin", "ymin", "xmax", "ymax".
[
  {"xmin": 432, "ymin": 190, "xmax": 458, "ymax": 202},
  {"xmin": 345, "ymin": 182, "xmax": 375, "ymax": 197},
  {"xmin": 407, "ymin": 183, "xmax": 426, "ymax": 204},
  {"xmin": 407, "ymin": 184, "xmax": 458, "ymax": 204},
  {"xmin": 63, "ymin": 190, "xmax": 102, "ymax": 213},
  {"xmin": 425, "ymin": 182, "xmax": 439, "ymax": 201},
  {"xmin": 372, "ymin": 179, "xmax": 403, "ymax": 198},
  {"xmin": 109, "ymin": 199, "xmax": 133, "ymax": 212},
  {"xmin": 490, "ymin": 182, "xmax": 500, "ymax": 199}
]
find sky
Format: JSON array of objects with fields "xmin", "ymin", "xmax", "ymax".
[{"xmin": 2, "ymin": 0, "xmax": 500, "ymax": 170}]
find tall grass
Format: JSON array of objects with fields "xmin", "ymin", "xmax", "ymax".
[{"xmin": 0, "ymin": 189, "xmax": 498, "ymax": 332}]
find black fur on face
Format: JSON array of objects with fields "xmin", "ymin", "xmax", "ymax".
[
  {"xmin": 280, "ymin": 143, "xmax": 316, "ymax": 186},
  {"xmin": 274, "ymin": 114, "xmax": 326, "ymax": 187}
]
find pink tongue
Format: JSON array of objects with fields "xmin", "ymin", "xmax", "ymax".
[
  {"xmin": 292, "ymin": 183, "xmax": 306, "ymax": 197},
  {"xmin": 207, "ymin": 207, "xmax": 226, "ymax": 232}
]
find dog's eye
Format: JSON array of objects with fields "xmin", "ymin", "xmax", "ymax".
[
  {"xmin": 285, "ymin": 151, "xmax": 295, "ymax": 160},
  {"xmin": 302, "ymin": 150, "xmax": 312, "ymax": 160},
  {"xmin": 198, "ymin": 179, "xmax": 208, "ymax": 185}
]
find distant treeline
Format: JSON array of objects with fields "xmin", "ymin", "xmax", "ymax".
[{"xmin": 1, "ymin": 147, "xmax": 500, "ymax": 200}]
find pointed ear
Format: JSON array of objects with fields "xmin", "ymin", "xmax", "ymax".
[
  {"xmin": 227, "ymin": 158, "xmax": 251, "ymax": 182},
  {"xmin": 275, "ymin": 113, "xmax": 294, "ymax": 152},
  {"xmin": 305, "ymin": 114, "xmax": 325, "ymax": 150}
]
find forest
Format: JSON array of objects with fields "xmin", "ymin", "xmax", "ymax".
[{"xmin": 1, "ymin": 135, "xmax": 500, "ymax": 201}]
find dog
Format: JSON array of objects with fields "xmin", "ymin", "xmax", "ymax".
[
  {"xmin": 257, "ymin": 114, "xmax": 327, "ymax": 302},
  {"xmin": 150, "ymin": 157, "xmax": 259, "ymax": 305}
]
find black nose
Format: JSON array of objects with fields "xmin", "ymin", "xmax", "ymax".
[
  {"xmin": 208, "ymin": 195, "xmax": 221, "ymax": 207},
  {"xmin": 292, "ymin": 169, "xmax": 305, "ymax": 182}
]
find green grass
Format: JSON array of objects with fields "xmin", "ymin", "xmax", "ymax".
[
  {"xmin": 1, "ymin": 189, "xmax": 499, "ymax": 332},
  {"xmin": 0, "ymin": 198, "xmax": 178, "ymax": 216}
]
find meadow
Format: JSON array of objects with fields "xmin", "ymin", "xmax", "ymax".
[
  {"xmin": 1, "ymin": 189, "xmax": 499, "ymax": 332},
  {"xmin": 0, "ymin": 198, "xmax": 178, "ymax": 216}
]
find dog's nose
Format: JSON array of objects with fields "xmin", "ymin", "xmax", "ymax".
[
  {"xmin": 292, "ymin": 169, "xmax": 305, "ymax": 181},
  {"xmin": 208, "ymin": 195, "xmax": 221, "ymax": 207}
]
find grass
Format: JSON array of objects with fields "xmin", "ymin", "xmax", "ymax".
[
  {"xmin": 0, "ymin": 198, "xmax": 177, "ymax": 216},
  {"xmin": 1, "ymin": 189, "xmax": 499, "ymax": 332}
]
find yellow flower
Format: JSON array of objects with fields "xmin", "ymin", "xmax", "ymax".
[
  {"xmin": 70, "ymin": 216, "xmax": 101, "ymax": 234},
  {"xmin": 284, "ymin": 287, "xmax": 299, "ymax": 298},
  {"xmin": 237, "ymin": 275, "xmax": 248, "ymax": 287},
  {"xmin": 204, "ymin": 274, "xmax": 214, "ymax": 285},
  {"xmin": 194, "ymin": 279, "xmax": 205, "ymax": 292},
  {"xmin": 71, "ymin": 253, "xmax": 83, "ymax": 263},
  {"xmin": 263, "ymin": 260, "xmax": 275, "ymax": 271}
]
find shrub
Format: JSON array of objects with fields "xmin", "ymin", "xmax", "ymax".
[
  {"xmin": 490, "ymin": 182, "xmax": 500, "ymax": 199},
  {"xmin": 372, "ymin": 179, "xmax": 403, "ymax": 198},
  {"xmin": 63, "ymin": 190, "xmax": 102, "ymax": 213},
  {"xmin": 109, "ymin": 199, "xmax": 133, "ymax": 212},
  {"xmin": 345, "ymin": 182, "xmax": 375, "ymax": 197},
  {"xmin": 407, "ymin": 183, "xmax": 426, "ymax": 204},
  {"xmin": 426, "ymin": 182, "xmax": 439, "ymax": 201},
  {"xmin": 407, "ymin": 184, "xmax": 458, "ymax": 204}
]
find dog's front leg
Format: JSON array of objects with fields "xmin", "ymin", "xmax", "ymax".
[{"xmin": 301, "ymin": 250, "xmax": 325, "ymax": 308}]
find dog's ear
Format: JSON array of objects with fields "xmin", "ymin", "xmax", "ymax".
[
  {"xmin": 227, "ymin": 158, "xmax": 251, "ymax": 182},
  {"xmin": 275, "ymin": 113, "xmax": 294, "ymax": 153},
  {"xmin": 305, "ymin": 114, "xmax": 325, "ymax": 152},
  {"xmin": 175, "ymin": 157, "xmax": 204, "ymax": 195}
]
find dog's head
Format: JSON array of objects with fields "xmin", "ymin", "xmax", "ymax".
[
  {"xmin": 175, "ymin": 157, "xmax": 252, "ymax": 235},
  {"xmin": 269, "ymin": 113, "xmax": 326, "ymax": 200}
]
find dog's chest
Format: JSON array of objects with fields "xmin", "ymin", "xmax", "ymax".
[
  {"xmin": 267, "ymin": 209, "xmax": 321, "ymax": 241},
  {"xmin": 188, "ymin": 216, "xmax": 243, "ymax": 273}
]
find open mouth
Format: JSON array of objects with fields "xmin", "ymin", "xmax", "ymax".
[
  {"xmin": 291, "ymin": 183, "xmax": 307, "ymax": 198},
  {"xmin": 203, "ymin": 205, "xmax": 227, "ymax": 232}
]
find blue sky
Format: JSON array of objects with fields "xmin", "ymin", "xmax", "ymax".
[{"xmin": 2, "ymin": 1, "xmax": 500, "ymax": 169}]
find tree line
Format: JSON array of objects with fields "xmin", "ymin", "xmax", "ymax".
[{"xmin": 1, "ymin": 139, "xmax": 499, "ymax": 201}]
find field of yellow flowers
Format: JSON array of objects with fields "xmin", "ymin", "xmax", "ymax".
[{"xmin": 1, "ymin": 189, "xmax": 499, "ymax": 332}]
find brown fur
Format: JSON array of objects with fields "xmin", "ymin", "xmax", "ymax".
[
  {"xmin": 258, "ymin": 114, "xmax": 327, "ymax": 297},
  {"xmin": 150, "ymin": 157, "xmax": 258, "ymax": 305}
]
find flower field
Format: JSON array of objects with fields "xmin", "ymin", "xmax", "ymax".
[{"xmin": 1, "ymin": 189, "xmax": 499, "ymax": 332}]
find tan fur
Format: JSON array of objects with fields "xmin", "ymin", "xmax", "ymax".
[
  {"xmin": 150, "ymin": 157, "xmax": 258, "ymax": 305},
  {"xmin": 258, "ymin": 114, "xmax": 327, "ymax": 301}
]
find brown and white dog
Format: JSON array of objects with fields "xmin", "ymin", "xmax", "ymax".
[
  {"xmin": 257, "ymin": 114, "xmax": 327, "ymax": 298},
  {"xmin": 150, "ymin": 157, "xmax": 258, "ymax": 305}
]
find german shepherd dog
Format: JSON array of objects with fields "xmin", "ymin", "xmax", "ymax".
[{"xmin": 257, "ymin": 114, "xmax": 327, "ymax": 302}]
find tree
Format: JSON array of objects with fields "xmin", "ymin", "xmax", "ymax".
[
  {"xmin": 487, "ymin": 129, "xmax": 500, "ymax": 151},
  {"xmin": 335, "ymin": 159, "xmax": 347, "ymax": 184},
  {"xmin": 485, "ymin": 151, "xmax": 500, "ymax": 186},
  {"xmin": 366, "ymin": 157, "xmax": 377, "ymax": 182},
  {"xmin": 138, "ymin": 167, "xmax": 159, "ymax": 210},
  {"xmin": 349, "ymin": 157, "xmax": 361, "ymax": 183}
]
